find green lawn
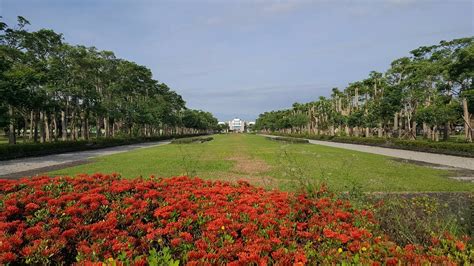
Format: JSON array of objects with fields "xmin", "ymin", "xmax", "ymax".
[
  {"xmin": 0, "ymin": 135, "xmax": 31, "ymax": 144},
  {"xmin": 49, "ymin": 134, "xmax": 473, "ymax": 192},
  {"xmin": 0, "ymin": 135, "xmax": 8, "ymax": 144}
]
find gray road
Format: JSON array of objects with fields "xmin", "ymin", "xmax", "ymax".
[
  {"xmin": 0, "ymin": 140, "xmax": 170, "ymax": 178},
  {"xmin": 262, "ymin": 135, "xmax": 474, "ymax": 170}
]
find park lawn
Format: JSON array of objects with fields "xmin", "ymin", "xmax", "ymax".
[
  {"xmin": 49, "ymin": 134, "xmax": 473, "ymax": 192},
  {"xmin": 0, "ymin": 136, "xmax": 8, "ymax": 144},
  {"xmin": 0, "ymin": 135, "xmax": 31, "ymax": 145}
]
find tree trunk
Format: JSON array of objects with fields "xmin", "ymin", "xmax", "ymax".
[
  {"xmin": 423, "ymin": 122, "xmax": 430, "ymax": 139},
  {"xmin": 39, "ymin": 111, "xmax": 45, "ymax": 143},
  {"xmin": 71, "ymin": 110, "xmax": 77, "ymax": 141},
  {"xmin": 104, "ymin": 117, "xmax": 110, "ymax": 138},
  {"xmin": 8, "ymin": 105, "xmax": 16, "ymax": 144},
  {"xmin": 462, "ymin": 97, "xmax": 472, "ymax": 142},
  {"xmin": 393, "ymin": 112, "xmax": 399, "ymax": 137},
  {"xmin": 85, "ymin": 116, "xmax": 89, "ymax": 140},
  {"xmin": 44, "ymin": 113, "xmax": 50, "ymax": 142},
  {"xmin": 96, "ymin": 116, "xmax": 101, "ymax": 138},
  {"xmin": 29, "ymin": 111, "xmax": 34, "ymax": 140},
  {"xmin": 61, "ymin": 110, "xmax": 67, "ymax": 141},
  {"xmin": 81, "ymin": 113, "xmax": 86, "ymax": 140},
  {"xmin": 411, "ymin": 120, "xmax": 417, "ymax": 140},
  {"xmin": 52, "ymin": 113, "xmax": 58, "ymax": 142},
  {"xmin": 23, "ymin": 116, "xmax": 28, "ymax": 143},
  {"xmin": 33, "ymin": 111, "xmax": 39, "ymax": 143},
  {"xmin": 443, "ymin": 122, "xmax": 449, "ymax": 141}
]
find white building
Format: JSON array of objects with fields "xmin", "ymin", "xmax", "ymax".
[
  {"xmin": 229, "ymin": 118, "xmax": 243, "ymax": 132},
  {"xmin": 218, "ymin": 118, "xmax": 255, "ymax": 133}
]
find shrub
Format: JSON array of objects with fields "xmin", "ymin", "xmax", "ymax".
[
  {"xmin": 170, "ymin": 136, "xmax": 213, "ymax": 144},
  {"xmin": 0, "ymin": 174, "xmax": 471, "ymax": 265},
  {"xmin": 267, "ymin": 132, "xmax": 474, "ymax": 157},
  {"xmin": 0, "ymin": 134, "xmax": 203, "ymax": 161},
  {"xmin": 266, "ymin": 136, "xmax": 309, "ymax": 144},
  {"xmin": 391, "ymin": 139, "xmax": 474, "ymax": 156},
  {"xmin": 371, "ymin": 194, "xmax": 473, "ymax": 247}
]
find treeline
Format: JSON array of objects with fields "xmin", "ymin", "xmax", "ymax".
[
  {"xmin": 0, "ymin": 16, "xmax": 218, "ymax": 145},
  {"xmin": 255, "ymin": 37, "xmax": 474, "ymax": 142}
]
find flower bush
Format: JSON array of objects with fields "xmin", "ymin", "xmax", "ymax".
[{"xmin": 0, "ymin": 174, "xmax": 472, "ymax": 265}]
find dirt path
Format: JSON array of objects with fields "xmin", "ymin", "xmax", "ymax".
[
  {"xmin": 0, "ymin": 141, "xmax": 170, "ymax": 179},
  {"xmin": 211, "ymin": 137, "xmax": 277, "ymax": 187}
]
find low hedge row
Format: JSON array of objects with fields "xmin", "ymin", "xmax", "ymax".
[
  {"xmin": 171, "ymin": 136, "xmax": 214, "ymax": 144},
  {"xmin": 267, "ymin": 133, "xmax": 474, "ymax": 157},
  {"xmin": 267, "ymin": 136, "xmax": 309, "ymax": 144},
  {"xmin": 0, "ymin": 134, "xmax": 203, "ymax": 161}
]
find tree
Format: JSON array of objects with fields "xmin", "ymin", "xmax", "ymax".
[
  {"xmin": 255, "ymin": 36, "xmax": 473, "ymax": 142},
  {"xmin": 1, "ymin": 16, "xmax": 218, "ymax": 145}
]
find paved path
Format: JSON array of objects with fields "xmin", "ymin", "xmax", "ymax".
[
  {"xmin": 0, "ymin": 141, "xmax": 171, "ymax": 179},
  {"xmin": 262, "ymin": 135, "xmax": 474, "ymax": 170}
]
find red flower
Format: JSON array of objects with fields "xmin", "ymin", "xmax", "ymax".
[
  {"xmin": 171, "ymin": 238, "xmax": 181, "ymax": 247},
  {"xmin": 335, "ymin": 211, "xmax": 351, "ymax": 220},
  {"xmin": 0, "ymin": 174, "xmax": 469, "ymax": 265},
  {"xmin": 25, "ymin": 203, "xmax": 40, "ymax": 212},
  {"xmin": 61, "ymin": 229, "xmax": 78, "ymax": 239},
  {"xmin": 386, "ymin": 257, "xmax": 398, "ymax": 265},
  {"xmin": 180, "ymin": 232, "xmax": 193, "ymax": 242},
  {"xmin": 6, "ymin": 205, "xmax": 20, "ymax": 215},
  {"xmin": 294, "ymin": 250, "xmax": 307, "ymax": 264},
  {"xmin": 337, "ymin": 234, "xmax": 350, "ymax": 244},
  {"xmin": 0, "ymin": 252, "xmax": 17, "ymax": 263},
  {"xmin": 323, "ymin": 228, "xmax": 337, "ymax": 238},
  {"xmin": 455, "ymin": 241, "xmax": 465, "ymax": 251}
]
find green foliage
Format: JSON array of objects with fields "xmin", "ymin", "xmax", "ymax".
[
  {"xmin": 148, "ymin": 247, "xmax": 180, "ymax": 266},
  {"xmin": 170, "ymin": 136, "xmax": 213, "ymax": 144},
  {"xmin": 0, "ymin": 16, "xmax": 218, "ymax": 145},
  {"xmin": 0, "ymin": 134, "xmax": 202, "ymax": 161},
  {"xmin": 271, "ymin": 132, "xmax": 474, "ymax": 157},
  {"xmin": 182, "ymin": 110, "xmax": 218, "ymax": 131},
  {"xmin": 289, "ymin": 113, "xmax": 309, "ymax": 128},
  {"xmin": 267, "ymin": 136, "xmax": 309, "ymax": 144},
  {"xmin": 347, "ymin": 110, "xmax": 365, "ymax": 128},
  {"xmin": 372, "ymin": 194, "xmax": 472, "ymax": 247},
  {"xmin": 415, "ymin": 98, "xmax": 460, "ymax": 127},
  {"xmin": 256, "ymin": 36, "xmax": 474, "ymax": 142}
]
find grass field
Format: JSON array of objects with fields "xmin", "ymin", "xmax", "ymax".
[{"xmin": 49, "ymin": 134, "xmax": 473, "ymax": 192}]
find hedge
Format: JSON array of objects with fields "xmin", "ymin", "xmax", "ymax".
[
  {"xmin": 267, "ymin": 133, "xmax": 474, "ymax": 157},
  {"xmin": 0, "ymin": 134, "xmax": 204, "ymax": 161},
  {"xmin": 170, "ymin": 136, "xmax": 214, "ymax": 144},
  {"xmin": 266, "ymin": 136, "xmax": 309, "ymax": 144}
]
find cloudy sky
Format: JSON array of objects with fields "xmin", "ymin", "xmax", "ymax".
[{"xmin": 2, "ymin": 0, "xmax": 473, "ymax": 121}]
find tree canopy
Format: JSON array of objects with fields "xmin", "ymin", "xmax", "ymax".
[
  {"xmin": 255, "ymin": 37, "xmax": 474, "ymax": 142},
  {"xmin": 0, "ymin": 16, "xmax": 218, "ymax": 144}
]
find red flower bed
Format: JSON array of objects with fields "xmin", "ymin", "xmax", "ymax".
[{"xmin": 0, "ymin": 174, "xmax": 471, "ymax": 265}]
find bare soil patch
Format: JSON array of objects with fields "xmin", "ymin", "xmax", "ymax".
[
  {"xmin": 226, "ymin": 155, "xmax": 272, "ymax": 174},
  {"xmin": 211, "ymin": 172, "xmax": 279, "ymax": 188}
]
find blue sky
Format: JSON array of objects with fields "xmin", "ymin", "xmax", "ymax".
[{"xmin": 1, "ymin": 0, "xmax": 473, "ymax": 121}]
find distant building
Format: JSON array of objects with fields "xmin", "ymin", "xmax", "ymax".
[
  {"xmin": 218, "ymin": 118, "xmax": 255, "ymax": 133},
  {"xmin": 229, "ymin": 118, "xmax": 243, "ymax": 132}
]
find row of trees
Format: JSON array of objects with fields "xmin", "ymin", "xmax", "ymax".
[
  {"xmin": 1, "ymin": 17, "xmax": 218, "ymax": 144},
  {"xmin": 255, "ymin": 37, "xmax": 474, "ymax": 142}
]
